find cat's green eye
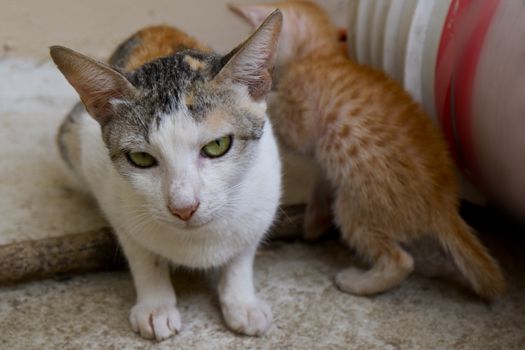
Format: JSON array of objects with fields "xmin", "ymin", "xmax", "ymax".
[
  {"xmin": 126, "ymin": 151, "xmax": 158, "ymax": 168},
  {"xmin": 201, "ymin": 136, "xmax": 232, "ymax": 158}
]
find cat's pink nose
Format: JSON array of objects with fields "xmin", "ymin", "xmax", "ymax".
[{"xmin": 168, "ymin": 202, "xmax": 200, "ymax": 221}]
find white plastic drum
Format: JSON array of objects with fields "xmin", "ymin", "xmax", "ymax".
[
  {"xmin": 347, "ymin": 0, "xmax": 525, "ymax": 218},
  {"xmin": 354, "ymin": 0, "xmax": 375, "ymax": 65},
  {"xmin": 382, "ymin": 0, "xmax": 418, "ymax": 84},
  {"xmin": 403, "ymin": 0, "xmax": 435, "ymax": 103},
  {"xmin": 420, "ymin": 0, "xmax": 450, "ymax": 121},
  {"xmin": 370, "ymin": 0, "xmax": 390, "ymax": 70}
]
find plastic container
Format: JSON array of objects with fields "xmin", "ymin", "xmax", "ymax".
[{"xmin": 347, "ymin": 0, "xmax": 525, "ymax": 218}]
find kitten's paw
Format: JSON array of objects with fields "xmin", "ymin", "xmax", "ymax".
[
  {"xmin": 221, "ymin": 300, "xmax": 272, "ymax": 336},
  {"xmin": 335, "ymin": 256, "xmax": 413, "ymax": 295},
  {"xmin": 335, "ymin": 267, "xmax": 373, "ymax": 295},
  {"xmin": 130, "ymin": 302, "xmax": 181, "ymax": 341}
]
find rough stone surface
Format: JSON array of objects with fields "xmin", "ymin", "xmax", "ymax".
[{"xmin": 1, "ymin": 238, "xmax": 525, "ymax": 350}]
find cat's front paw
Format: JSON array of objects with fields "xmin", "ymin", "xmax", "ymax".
[
  {"xmin": 130, "ymin": 302, "xmax": 181, "ymax": 341},
  {"xmin": 221, "ymin": 300, "xmax": 272, "ymax": 336}
]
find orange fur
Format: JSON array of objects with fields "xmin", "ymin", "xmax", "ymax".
[
  {"xmin": 110, "ymin": 25, "xmax": 212, "ymax": 72},
  {"xmin": 233, "ymin": 1, "xmax": 505, "ymax": 299}
]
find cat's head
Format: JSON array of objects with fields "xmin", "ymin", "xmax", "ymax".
[
  {"xmin": 50, "ymin": 11, "xmax": 282, "ymax": 228},
  {"xmin": 229, "ymin": 1, "xmax": 340, "ymax": 69}
]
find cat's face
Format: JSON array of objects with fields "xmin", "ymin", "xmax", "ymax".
[
  {"xmin": 105, "ymin": 57, "xmax": 267, "ymax": 227},
  {"xmin": 51, "ymin": 11, "xmax": 282, "ymax": 228},
  {"xmin": 230, "ymin": 1, "xmax": 339, "ymax": 68}
]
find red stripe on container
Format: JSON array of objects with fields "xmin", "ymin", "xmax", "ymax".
[{"xmin": 435, "ymin": 0, "xmax": 500, "ymax": 185}]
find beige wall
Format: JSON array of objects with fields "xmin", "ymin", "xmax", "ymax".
[{"xmin": 0, "ymin": 0, "xmax": 349, "ymax": 60}]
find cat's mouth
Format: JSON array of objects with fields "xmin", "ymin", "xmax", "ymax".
[
  {"xmin": 182, "ymin": 218, "xmax": 213, "ymax": 229},
  {"xmin": 154, "ymin": 213, "xmax": 215, "ymax": 230}
]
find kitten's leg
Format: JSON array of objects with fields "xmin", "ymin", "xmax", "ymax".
[
  {"xmin": 335, "ymin": 226, "xmax": 414, "ymax": 295},
  {"xmin": 219, "ymin": 245, "xmax": 271, "ymax": 336},
  {"xmin": 119, "ymin": 233, "xmax": 181, "ymax": 341},
  {"xmin": 303, "ymin": 174, "xmax": 334, "ymax": 241}
]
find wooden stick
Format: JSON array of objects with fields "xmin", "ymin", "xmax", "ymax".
[
  {"xmin": 0, "ymin": 227, "xmax": 124, "ymax": 286},
  {"xmin": 0, "ymin": 204, "xmax": 306, "ymax": 287}
]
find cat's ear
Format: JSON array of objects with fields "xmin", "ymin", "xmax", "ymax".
[
  {"xmin": 229, "ymin": 3, "xmax": 277, "ymax": 27},
  {"xmin": 215, "ymin": 9, "xmax": 282, "ymax": 101},
  {"xmin": 50, "ymin": 46, "xmax": 138, "ymax": 125}
]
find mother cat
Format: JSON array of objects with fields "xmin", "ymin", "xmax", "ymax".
[{"xmin": 50, "ymin": 11, "xmax": 282, "ymax": 340}]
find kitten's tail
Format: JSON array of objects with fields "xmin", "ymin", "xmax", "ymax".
[{"xmin": 437, "ymin": 216, "xmax": 506, "ymax": 299}]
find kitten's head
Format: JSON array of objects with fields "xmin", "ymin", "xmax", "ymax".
[
  {"xmin": 50, "ymin": 11, "xmax": 282, "ymax": 228},
  {"xmin": 229, "ymin": 1, "xmax": 340, "ymax": 69}
]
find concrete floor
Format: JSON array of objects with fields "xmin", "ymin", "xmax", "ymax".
[
  {"xmin": 1, "ymin": 237, "xmax": 524, "ymax": 350},
  {"xmin": 1, "ymin": 59, "xmax": 524, "ymax": 350}
]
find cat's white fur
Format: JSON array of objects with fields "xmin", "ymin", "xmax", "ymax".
[{"xmin": 74, "ymin": 98, "xmax": 281, "ymax": 339}]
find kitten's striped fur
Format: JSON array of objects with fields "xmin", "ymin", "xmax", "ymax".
[{"xmin": 232, "ymin": 1, "xmax": 505, "ymax": 299}]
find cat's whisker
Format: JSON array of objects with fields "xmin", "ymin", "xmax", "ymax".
[{"xmin": 277, "ymin": 206, "xmax": 291, "ymax": 221}]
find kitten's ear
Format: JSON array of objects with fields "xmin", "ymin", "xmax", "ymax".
[
  {"xmin": 229, "ymin": 3, "xmax": 277, "ymax": 27},
  {"xmin": 215, "ymin": 9, "xmax": 282, "ymax": 101},
  {"xmin": 50, "ymin": 46, "xmax": 138, "ymax": 125}
]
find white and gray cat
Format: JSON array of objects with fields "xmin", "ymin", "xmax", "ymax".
[{"xmin": 50, "ymin": 11, "xmax": 283, "ymax": 340}]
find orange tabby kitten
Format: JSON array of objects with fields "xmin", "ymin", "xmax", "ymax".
[
  {"xmin": 108, "ymin": 25, "xmax": 212, "ymax": 71},
  {"xmin": 231, "ymin": 1, "xmax": 505, "ymax": 299}
]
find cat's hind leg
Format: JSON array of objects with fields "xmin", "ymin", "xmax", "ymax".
[
  {"xmin": 335, "ymin": 226, "xmax": 414, "ymax": 295},
  {"xmin": 333, "ymin": 190, "xmax": 414, "ymax": 294}
]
